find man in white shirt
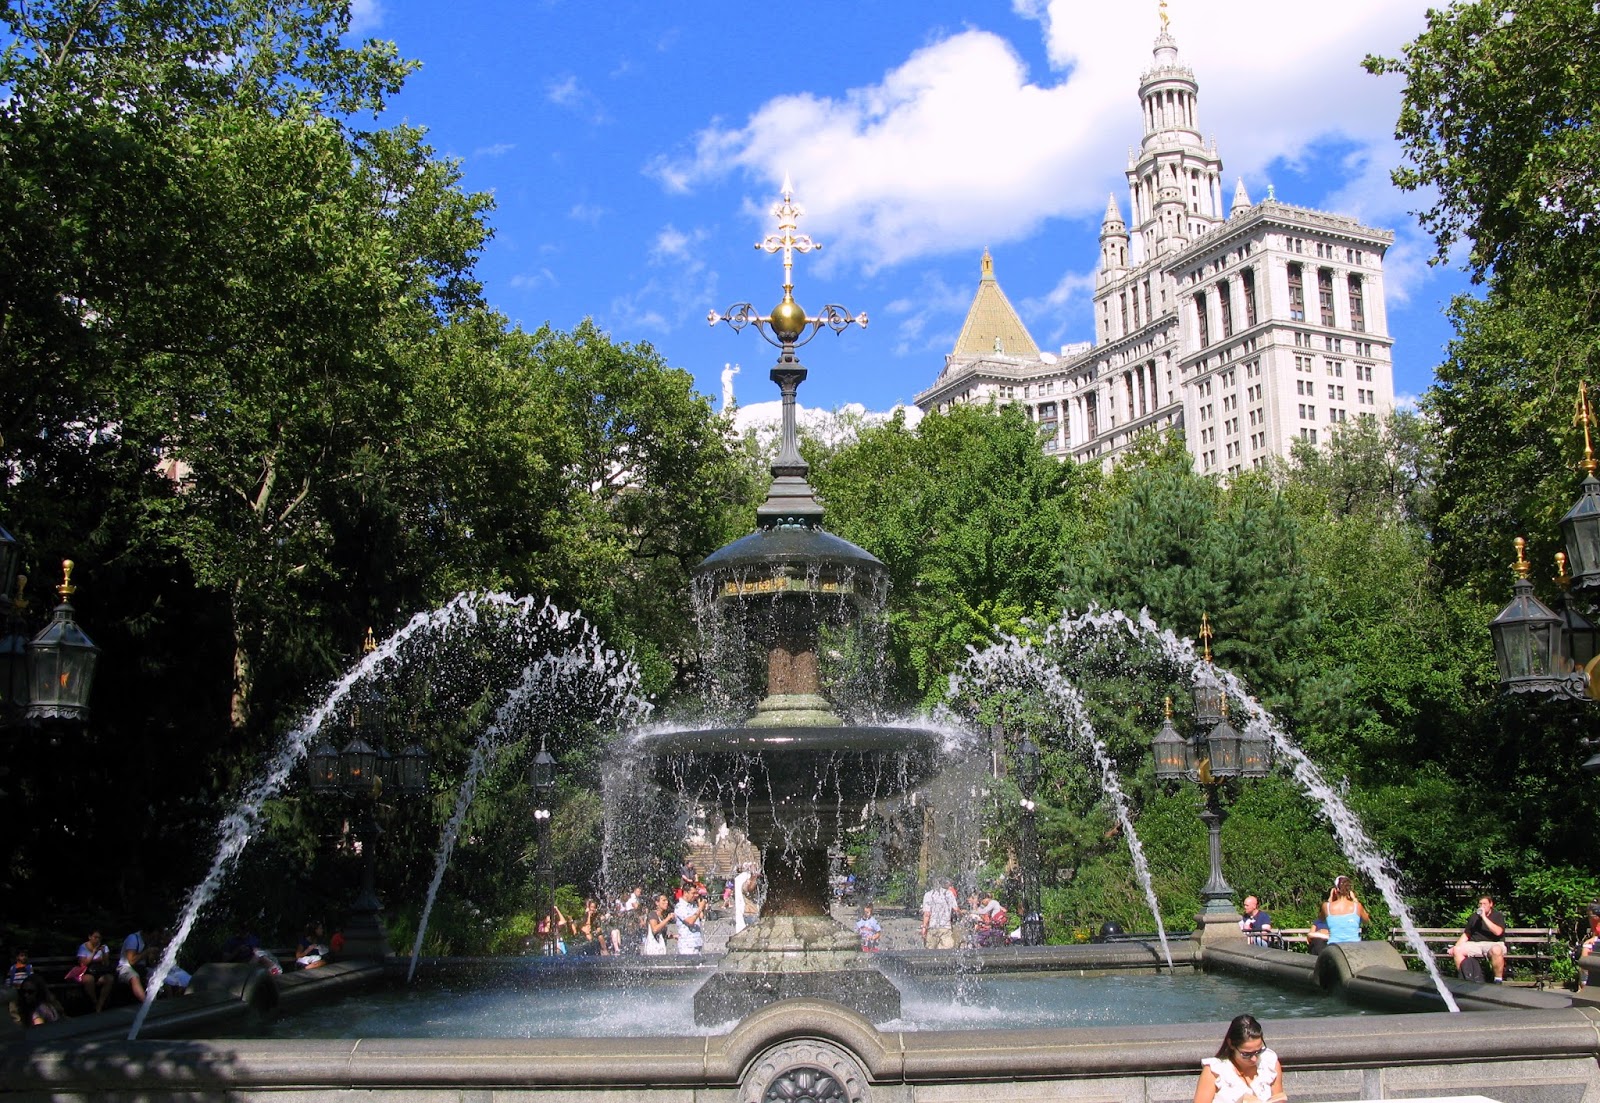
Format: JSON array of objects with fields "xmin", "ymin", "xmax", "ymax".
[
  {"xmin": 921, "ymin": 879, "xmax": 959, "ymax": 950},
  {"xmin": 674, "ymin": 884, "xmax": 707, "ymax": 955}
]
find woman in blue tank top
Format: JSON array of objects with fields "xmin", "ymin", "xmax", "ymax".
[{"xmin": 1325, "ymin": 875, "xmax": 1369, "ymax": 943}]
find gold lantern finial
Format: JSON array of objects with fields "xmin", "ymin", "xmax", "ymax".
[
  {"xmin": 1220, "ymin": 694, "xmax": 1230, "ymax": 719},
  {"xmin": 363, "ymin": 626, "xmax": 376, "ymax": 654},
  {"xmin": 56, "ymin": 560, "xmax": 76, "ymax": 602},
  {"xmin": 1164, "ymin": 696, "xmax": 1173, "ymax": 719},
  {"xmin": 1557, "ymin": 551, "xmax": 1573, "ymax": 589},
  {"xmin": 1513, "ymin": 536, "xmax": 1532, "ymax": 580},
  {"xmin": 12, "ymin": 573, "xmax": 26, "ymax": 612},
  {"xmin": 1578, "ymin": 381, "xmax": 1598, "ymax": 476},
  {"xmin": 1199, "ymin": 612, "xmax": 1214, "ymax": 662}
]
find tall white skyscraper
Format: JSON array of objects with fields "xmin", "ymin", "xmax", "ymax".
[{"xmin": 915, "ymin": 23, "xmax": 1397, "ymax": 473}]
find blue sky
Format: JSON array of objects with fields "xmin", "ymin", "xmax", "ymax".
[{"xmin": 362, "ymin": 0, "xmax": 1468, "ymax": 415}]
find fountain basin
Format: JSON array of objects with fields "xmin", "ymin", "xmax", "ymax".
[{"xmin": 12, "ymin": 998, "xmax": 1600, "ymax": 1103}]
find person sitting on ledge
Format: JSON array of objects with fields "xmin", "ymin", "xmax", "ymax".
[
  {"xmin": 1306, "ymin": 905, "xmax": 1329, "ymax": 955},
  {"xmin": 1194, "ymin": 1013, "xmax": 1287, "ymax": 1103},
  {"xmin": 1325, "ymin": 877, "xmax": 1368, "ymax": 944},
  {"xmin": 1239, "ymin": 896, "xmax": 1273, "ymax": 946},
  {"xmin": 1449, "ymin": 895, "xmax": 1508, "ymax": 983}
]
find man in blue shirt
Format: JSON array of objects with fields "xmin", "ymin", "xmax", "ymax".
[{"xmin": 1239, "ymin": 896, "xmax": 1273, "ymax": 946}]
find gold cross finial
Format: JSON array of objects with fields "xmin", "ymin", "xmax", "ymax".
[
  {"xmin": 1199, "ymin": 612, "xmax": 1213, "ymax": 662},
  {"xmin": 1577, "ymin": 381, "xmax": 1597, "ymax": 476},
  {"xmin": 757, "ymin": 174, "xmax": 820, "ymax": 303},
  {"xmin": 56, "ymin": 560, "xmax": 76, "ymax": 602},
  {"xmin": 1513, "ymin": 537, "xmax": 1531, "ymax": 580}
]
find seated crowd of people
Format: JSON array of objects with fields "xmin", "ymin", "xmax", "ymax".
[{"xmin": 4, "ymin": 919, "xmax": 343, "ymax": 1028}]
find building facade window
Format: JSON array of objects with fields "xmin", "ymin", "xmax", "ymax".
[
  {"xmin": 1348, "ymin": 274, "xmax": 1365, "ymax": 332},
  {"xmin": 1287, "ymin": 263, "xmax": 1305, "ymax": 321},
  {"xmin": 1195, "ymin": 291, "xmax": 1210, "ymax": 347},
  {"xmin": 1317, "ymin": 268, "xmax": 1335, "ymax": 327},
  {"xmin": 1242, "ymin": 268, "xmax": 1257, "ymax": 327},
  {"xmin": 1219, "ymin": 279, "xmax": 1233, "ymax": 338}
]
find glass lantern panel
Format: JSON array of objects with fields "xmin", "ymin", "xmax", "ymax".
[
  {"xmin": 1153, "ymin": 722, "xmax": 1193, "ymax": 781},
  {"xmin": 1207, "ymin": 721, "xmax": 1243, "ymax": 776},
  {"xmin": 1563, "ymin": 607, "xmax": 1599, "ymax": 670},
  {"xmin": 531, "ymin": 748, "xmax": 557, "ymax": 791},
  {"xmin": 308, "ymin": 742, "xmax": 341, "ymax": 792},
  {"xmin": 397, "ymin": 744, "xmax": 429, "ymax": 794},
  {"xmin": 341, "ymin": 738, "xmax": 378, "ymax": 787},
  {"xmin": 1193, "ymin": 670, "xmax": 1224, "ymax": 727},
  {"xmin": 1239, "ymin": 729, "xmax": 1272, "ymax": 776}
]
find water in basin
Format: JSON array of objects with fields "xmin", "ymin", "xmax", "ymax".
[{"xmin": 237, "ymin": 967, "xmax": 1393, "ymax": 1041}]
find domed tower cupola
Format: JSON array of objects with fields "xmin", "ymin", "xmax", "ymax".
[
  {"xmin": 1138, "ymin": 27, "xmax": 1200, "ymax": 151},
  {"xmin": 1125, "ymin": 7, "xmax": 1226, "ymax": 255}
]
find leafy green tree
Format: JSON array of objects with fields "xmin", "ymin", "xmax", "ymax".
[
  {"xmin": 1366, "ymin": 0, "xmax": 1600, "ymax": 283},
  {"xmin": 1070, "ymin": 445, "xmax": 1321, "ymax": 712},
  {"xmin": 812, "ymin": 404, "xmax": 1095, "ymax": 701}
]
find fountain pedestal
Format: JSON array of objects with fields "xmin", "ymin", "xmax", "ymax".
[{"xmin": 693, "ymin": 916, "xmax": 901, "ymax": 1025}]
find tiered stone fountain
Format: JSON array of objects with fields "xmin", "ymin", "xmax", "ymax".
[{"xmin": 640, "ymin": 185, "xmax": 943, "ymax": 1024}]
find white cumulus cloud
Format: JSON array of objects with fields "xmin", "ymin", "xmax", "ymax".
[{"xmin": 651, "ymin": 1, "xmax": 1436, "ymax": 277}]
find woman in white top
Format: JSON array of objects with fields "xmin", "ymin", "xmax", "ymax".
[{"xmin": 1195, "ymin": 1013, "xmax": 1287, "ymax": 1103}]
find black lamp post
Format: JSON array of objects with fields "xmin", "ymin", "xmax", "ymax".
[
  {"xmin": 1013, "ymin": 732, "xmax": 1046, "ymax": 946},
  {"xmin": 305, "ymin": 629, "xmax": 429, "ymax": 960},
  {"xmin": 1153, "ymin": 617, "xmax": 1271, "ymax": 929},
  {"xmin": 531, "ymin": 739, "xmax": 557, "ymax": 952}
]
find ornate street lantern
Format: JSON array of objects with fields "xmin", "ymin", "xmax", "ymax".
[
  {"xmin": 1152, "ymin": 698, "xmax": 1194, "ymax": 781},
  {"xmin": 1554, "ymin": 552, "xmax": 1600, "ymax": 671},
  {"xmin": 1237, "ymin": 718, "xmax": 1272, "ymax": 778},
  {"xmin": 1014, "ymin": 733, "xmax": 1040, "ymax": 800},
  {"xmin": 340, "ymin": 736, "xmax": 380, "ymax": 793},
  {"xmin": 1205, "ymin": 699, "xmax": 1244, "ymax": 777},
  {"xmin": 307, "ymin": 739, "xmax": 342, "ymax": 793},
  {"xmin": 391, "ymin": 742, "xmax": 430, "ymax": 796},
  {"xmin": 531, "ymin": 741, "xmax": 557, "ymax": 794},
  {"xmin": 0, "ymin": 575, "xmax": 29, "ymax": 719},
  {"xmin": 1192, "ymin": 614, "xmax": 1225, "ymax": 727},
  {"xmin": 1562, "ymin": 384, "xmax": 1600, "ymax": 590},
  {"xmin": 1490, "ymin": 538, "xmax": 1577, "ymax": 695},
  {"xmin": 26, "ymin": 561, "xmax": 99, "ymax": 722}
]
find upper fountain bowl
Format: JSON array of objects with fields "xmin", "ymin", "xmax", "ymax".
[
  {"xmin": 641, "ymin": 723, "xmax": 944, "ymax": 805},
  {"xmin": 696, "ymin": 528, "xmax": 886, "ymax": 594}
]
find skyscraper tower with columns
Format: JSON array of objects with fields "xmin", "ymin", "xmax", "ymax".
[{"xmin": 916, "ymin": 21, "xmax": 1397, "ymax": 474}]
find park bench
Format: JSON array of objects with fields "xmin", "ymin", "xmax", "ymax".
[{"xmin": 1272, "ymin": 925, "xmax": 1559, "ymax": 985}]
